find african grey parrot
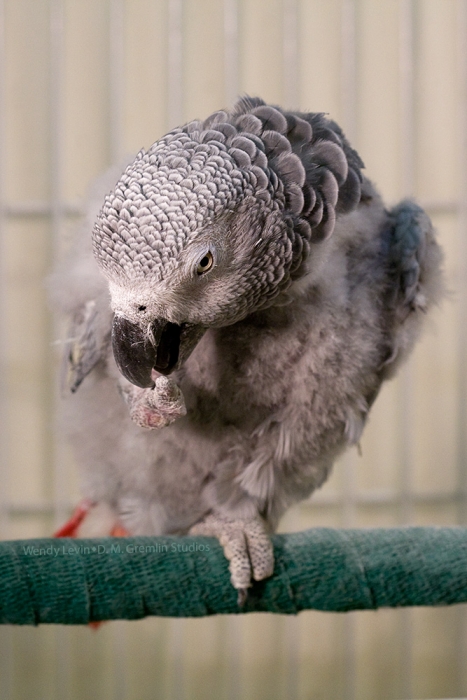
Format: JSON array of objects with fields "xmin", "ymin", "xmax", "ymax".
[{"xmin": 50, "ymin": 96, "xmax": 443, "ymax": 602}]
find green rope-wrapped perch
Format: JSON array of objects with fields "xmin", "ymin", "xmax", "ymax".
[{"xmin": 1, "ymin": 527, "xmax": 467, "ymax": 624}]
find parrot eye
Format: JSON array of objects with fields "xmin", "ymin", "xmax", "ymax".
[{"xmin": 196, "ymin": 251, "xmax": 214, "ymax": 275}]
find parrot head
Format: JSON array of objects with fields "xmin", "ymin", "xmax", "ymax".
[{"xmin": 92, "ymin": 97, "xmax": 364, "ymax": 388}]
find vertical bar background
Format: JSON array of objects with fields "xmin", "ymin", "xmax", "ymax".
[
  {"xmin": 0, "ymin": 1, "xmax": 466, "ymax": 698},
  {"xmin": 456, "ymin": 0, "xmax": 467, "ymax": 694},
  {"xmin": 223, "ymin": 0, "xmax": 239, "ymax": 108},
  {"xmin": 0, "ymin": 0, "xmax": 13, "ymax": 698},
  {"xmin": 49, "ymin": 4, "xmax": 73, "ymax": 700},
  {"xmin": 167, "ymin": 0, "xmax": 184, "ymax": 129}
]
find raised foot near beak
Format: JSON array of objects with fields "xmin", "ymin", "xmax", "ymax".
[{"xmin": 120, "ymin": 375, "xmax": 187, "ymax": 429}]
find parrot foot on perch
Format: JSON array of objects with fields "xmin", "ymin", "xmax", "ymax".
[
  {"xmin": 190, "ymin": 512, "xmax": 274, "ymax": 606},
  {"xmin": 54, "ymin": 500, "xmax": 129, "ymax": 539}
]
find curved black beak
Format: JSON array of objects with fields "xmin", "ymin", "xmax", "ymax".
[{"xmin": 112, "ymin": 316, "xmax": 182, "ymax": 388}]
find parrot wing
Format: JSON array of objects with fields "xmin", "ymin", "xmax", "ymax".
[{"xmin": 61, "ymin": 299, "xmax": 110, "ymax": 394}]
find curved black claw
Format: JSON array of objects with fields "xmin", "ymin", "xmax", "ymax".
[{"xmin": 237, "ymin": 587, "xmax": 249, "ymax": 608}]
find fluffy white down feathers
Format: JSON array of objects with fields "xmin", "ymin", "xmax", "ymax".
[{"xmin": 50, "ymin": 98, "xmax": 443, "ymax": 600}]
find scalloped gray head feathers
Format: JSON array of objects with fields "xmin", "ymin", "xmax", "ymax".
[{"xmin": 93, "ymin": 97, "xmax": 364, "ymax": 298}]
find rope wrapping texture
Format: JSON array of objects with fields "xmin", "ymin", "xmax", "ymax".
[{"xmin": 0, "ymin": 527, "xmax": 466, "ymax": 625}]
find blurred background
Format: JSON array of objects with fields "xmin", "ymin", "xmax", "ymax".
[{"xmin": 0, "ymin": 0, "xmax": 467, "ymax": 698}]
